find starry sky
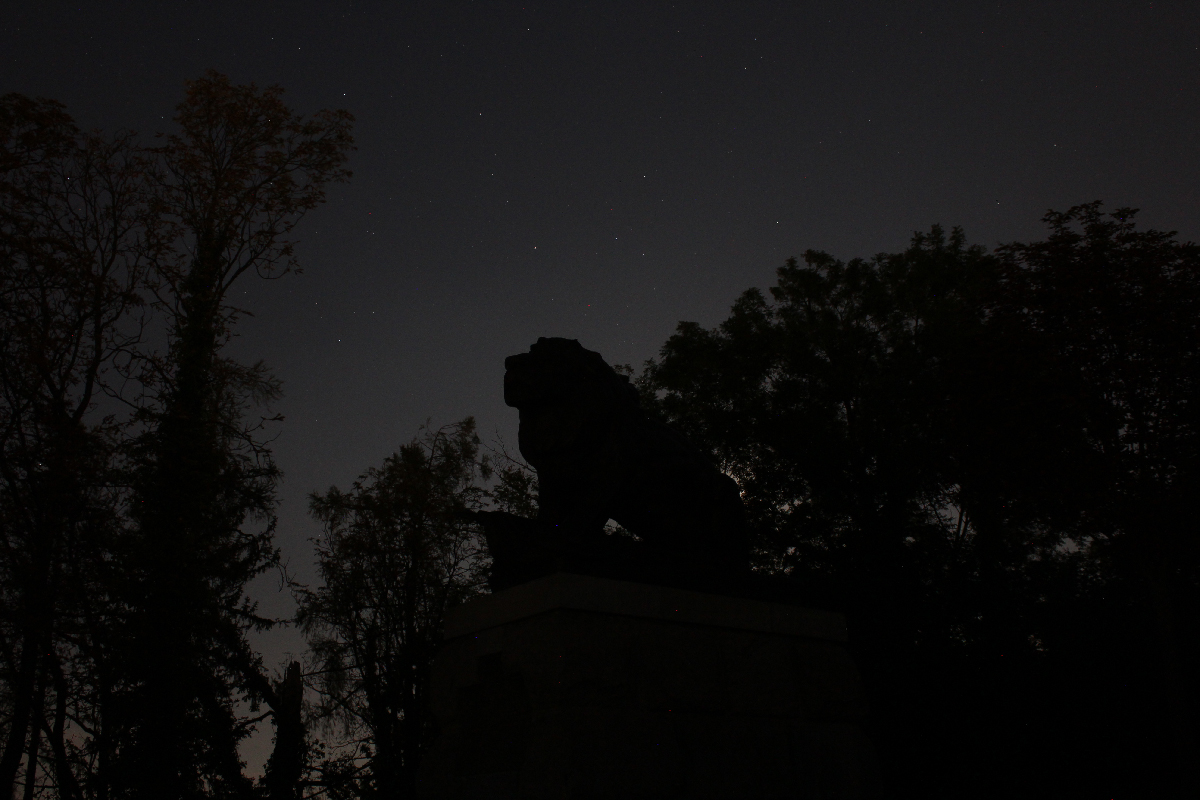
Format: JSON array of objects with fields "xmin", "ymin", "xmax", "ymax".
[{"xmin": 4, "ymin": 0, "xmax": 1199, "ymax": 771}]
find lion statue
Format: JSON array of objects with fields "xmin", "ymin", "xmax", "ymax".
[{"xmin": 477, "ymin": 337, "xmax": 747, "ymax": 591}]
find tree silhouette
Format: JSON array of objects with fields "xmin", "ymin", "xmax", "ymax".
[
  {"xmin": 0, "ymin": 73, "xmax": 353, "ymax": 800},
  {"xmin": 298, "ymin": 419, "xmax": 490, "ymax": 800},
  {"xmin": 0, "ymin": 92, "xmax": 158, "ymax": 800},
  {"xmin": 640, "ymin": 206, "xmax": 1200, "ymax": 796},
  {"xmin": 986, "ymin": 203, "xmax": 1200, "ymax": 787},
  {"xmin": 111, "ymin": 71, "xmax": 353, "ymax": 800}
]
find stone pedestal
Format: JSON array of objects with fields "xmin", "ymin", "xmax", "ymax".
[{"xmin": 418, "ymin": 573, "xmax": 881, "ymax": 799}]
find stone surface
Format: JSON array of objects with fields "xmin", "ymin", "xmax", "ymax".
[{"xmin": 419, "ymin": 573, "xmax": 882, "ymax": 799}]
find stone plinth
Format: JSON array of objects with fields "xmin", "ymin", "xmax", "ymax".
[{"xmin": 418, "ymin": 573, "xmax": 881, "ymax": 799}]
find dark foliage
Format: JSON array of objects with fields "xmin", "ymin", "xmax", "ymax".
[
  {"xmin": 113, "ymin": 70, "xmax": 353, "ymax": 800},
  {"xmin": 640, "ymin": 205, "xmax": 1200, "ymax": 797},
  {"xmin": 0, "ymin": 75, "xmax": 353, "ymax": 800},
  {"xmin": 298, "ymin": 419, "xmax": 490, "ymax": 800},
  {"xmin": 1, "ymin": 92, "xmax": 158, "ymax": 800}
]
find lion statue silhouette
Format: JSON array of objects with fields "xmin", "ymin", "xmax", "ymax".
[{"xmin": 476, "ymin": 337, "xmax": 748, "ymax": 591}]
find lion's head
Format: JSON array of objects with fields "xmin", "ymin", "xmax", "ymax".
[{"xmin": 503, "ymin": 337, "xmax": 638, "ymax": 470}]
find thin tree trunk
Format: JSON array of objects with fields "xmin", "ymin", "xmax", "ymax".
[
  {"xmin": 0, "ymin": 613, "xmax": 43, "ymax": 796},
  {"xmin": 47, "ymin": 658, "xmax": 83, "ymax": 800},
  {"xmin": 21, "ymin": 697, "xmax": 42, "ymax": 800},
  {"xmin": 264, "ymin": 662, "xmax": 305, "ymax": 800},
  {"xmin": 19, "ymin": 670, "xmax": 47, "ymax": 800}
]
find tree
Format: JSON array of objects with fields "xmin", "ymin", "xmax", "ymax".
[
  {"xmin": 639, "ymin": 208, "xmax": 1200, "ymax": 796},
  {"xmin": 1, "ymin": 74, "xmax": 354, "ymax": 800},
  {"xmin": 644, "ymin": 225, "xmax": 1004, "ymax": 596},
  {"xmin": 298, "ymin": 419, "xmax": 491, "ymax": 800},
  {"xmin": 0, "ymin": 92, "xmax": 157, "ymax": 800},
  {"xmin": 107, "ymin": 72, "xmax": 353, "ymax": 800},
  {"xmin": 987, "ymin": 203, "xmax": 1200, "ymax": 787},
  {"xmin": 260, "ymin": 662, "xmax": 306, "ymax": 800}
]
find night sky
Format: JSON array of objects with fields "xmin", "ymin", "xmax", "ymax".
[{"xmin": 5, "ymin": 0, "xmax": 1199, "ymax": 771}]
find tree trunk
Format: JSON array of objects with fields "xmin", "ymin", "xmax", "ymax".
[
  {"xmin": 47, "ymin": 658, "xmax": 83, "ymax": 800},
  {"xmin": 0, "ymin": 582, "xmax": 49, "ymax": 798},
  {"xmin": 0, "ymin": 638, "xmax": 35, "ymax": 798},
  {"xmin": 21, "ymin": 689, "xmax": 43, "ymax": 800},
  {"xmin": 264, "ymin": 662, "xmax": 305, "ymax": 800}
]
